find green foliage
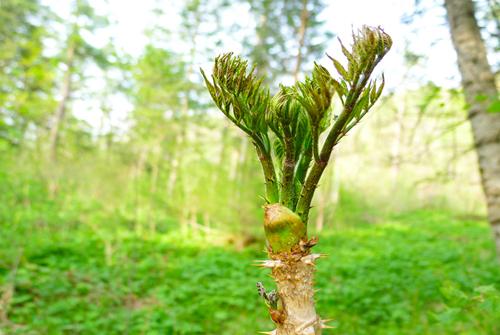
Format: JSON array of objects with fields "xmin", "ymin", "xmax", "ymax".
[
  {"xmin": 65, "ymin": 0, "xmax": 112, "ymax": 71},
  {"xmin": 0, "ymin": 0, "xmax": 57, "ymax": 145},
  {"xmin": 0, "ymin": 2, "xmax": 495, "ymax": 334},
  {"xmin": 294, "ymin": 63, "xmax": 333, "ymax": 163},
  {"xmin": 244, "ymin": 0, "xmax": 332, "ymax": 84},
  {"xmin": 202, "ymin": 53, "xmax": 270, "ymax": 138},
  {"xmin": 203, "ymin": 27, "xmax": 392, "ymax": 224},
  {"xmin": 316, "ymin": 211, "xmax": 500, "ymax": 334},
  {"xmin": 1, "ymin": 176, "xmax": 498, "ymax": 334},
  {"xmin": 0, "ymin": 0, "xmax": 116, "ymax": 153},
  {"xmin": 131, "ymin": 46, "xmax": 189, "ymax": 139}
]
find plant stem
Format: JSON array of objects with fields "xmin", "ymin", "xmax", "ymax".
[
  {"xmin": 296, "ymin": 62, "xmax": 378, "ymax": 223},
  {"xmin": 270, "ymin": 251, "xmax": 323, "ymax": 335},
  {"xmin": 255, "ymin": 145, "xmax": 280, "ymax": 203},
  {"xmin": 281, "ymin": 127, "xmax": 296, "ymax": 208}
]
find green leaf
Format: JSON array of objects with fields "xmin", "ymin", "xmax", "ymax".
[
  {"xmin": 273, "ymin": 137, "xmax": 284, "ymax": 161},
  {"xmin": 370, "ymin": 81, "xmax": 377, "ymax": 103},
  {"xmin": 375, "ymin": 74, "xmax": 385, "ymax": 101},
  {"xmin": 328, "ymin": 55, "xmax": 350, "ymax": 81},
  {"xmin": 332, "ymin": 79, "xmax": 347, "ymax": 97},
  {"xmin": 353, "ymin": 89, "xmax": 370, "ymax": 120},
  {"xmin": 339, "ymin": 39, "xmax": 356, "ymax": 65}
]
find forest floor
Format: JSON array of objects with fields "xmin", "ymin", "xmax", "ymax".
[{"xmin": 1, "ymin": 205, "xmax": 500, "ymax": 334}]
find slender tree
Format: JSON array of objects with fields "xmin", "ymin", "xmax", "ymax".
[
  {"xmin": 0, "ymin": 0, "xmax": 56, "ymax": 147},
  {"xmin": 202, "ymin": 26, "xmax": 391, "ymax": 334},
  {"xmin": 48, "ymin": 0, "xmax": 110, "ymax": 162},
  {"xmin": 129, "ymin": 45, "xmax": 189, "ymax": 232},
  {"xmin": 245, "ymin": 0, "xmax": 330, "ymax": 85},
  {"xmin": 444, "ymin": 0, "xmax": 500, "ymax": 261}
]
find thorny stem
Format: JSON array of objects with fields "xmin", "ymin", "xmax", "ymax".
[{"xmin": 202, "ymin": 26, "xmax": 391, "ymax": 334}]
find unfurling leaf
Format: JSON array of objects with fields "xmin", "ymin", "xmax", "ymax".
[
  {"xmin": 201, "ymin": 26, "xmax": 391, "ymax": 222},
  {"xmin": 201, "ymin": 53, "xmax": 270, "ymax": 136},
  {"xmin": 328, "ymin": 55, "xmax": 350, "ymax": 82},
  {"xmin": 331, "ymin": 79, "xmax": 345, "ymax": 98},
  {"xmin": 375, "ymin": 74, "xmax": 385, "ymax": 100}
]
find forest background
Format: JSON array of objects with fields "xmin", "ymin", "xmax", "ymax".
[{"xmin": 1, "ymin": 0, "xmax": 499, "ymax": 334}]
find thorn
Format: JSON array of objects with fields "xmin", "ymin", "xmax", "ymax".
[
  {"xmin": 299, "ymin": 237, "xmax": 319, "ymax": 251},
  {"xmin": 301, "ymin": 259, "xmax": 315, "ymax": 266},
  {"xmin": 253, "ymin": 260, "xmax": 283, "ymax": 268},
  {"xmin": 315, "ymin": 253, "xmax": 328, "ymax": 259},
  {"xmin": 321, "ymin": 319, "xmax": 335, "ymax": 329},
  {"xmin": 312, "ymin": 253, "xmax": 324, "ymax": 259},
  {"xmin": 258, "ymin": 330, "xmax": 277, "ymax": 335},
  {"xmin": 300, "ymin": 253, "xmax": 323, "ymax": 265}
]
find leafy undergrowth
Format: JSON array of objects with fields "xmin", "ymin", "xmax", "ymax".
[{"xmin": 1, "ymin": 211, "xmax": 499, "ymax": 335}]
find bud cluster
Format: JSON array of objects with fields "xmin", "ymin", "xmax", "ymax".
[{"xmin": 201, "ymin": 26, "xmax": 392, "ymax": 222}]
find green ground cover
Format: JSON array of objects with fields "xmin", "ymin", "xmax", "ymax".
[{"xmin": 1, "ymin": 189, "xmax": 499, "ymax": 335}]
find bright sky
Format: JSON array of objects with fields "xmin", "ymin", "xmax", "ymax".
[
  {"xmin": 42, "ymin": 0, "xmax": 491, "ymax": 130},
  {"xmin": 98, "ymin": 0, "xmax": 462, "ymax": 85}
]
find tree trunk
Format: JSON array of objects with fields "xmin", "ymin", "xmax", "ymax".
[
  {"xmin": 166, "ymin": 97, "xmax": 187, "ymax": 198},
  {"xmin": 293, "ymin": 0, "xmax": 309, "ymax": 81},
  {"xmin": 253, "ymin": 3, "xmax": 271, "ymax": 79},
  {"xmin": 49, "ymin": 41, "xmax": 75, "ymax": 162},
  {"xmin": 444, "ymin": 0, "xmax": 500, "ymax": 260}
]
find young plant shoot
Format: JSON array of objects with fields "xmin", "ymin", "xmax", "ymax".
[{"xmin": 201, "ymin": 26, "xmax": 392, "ymax": 335}]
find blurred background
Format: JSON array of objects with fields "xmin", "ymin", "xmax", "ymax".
[{"xmin": 0, "ymin": 0, "xmax": 499, "ymax": 334}]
